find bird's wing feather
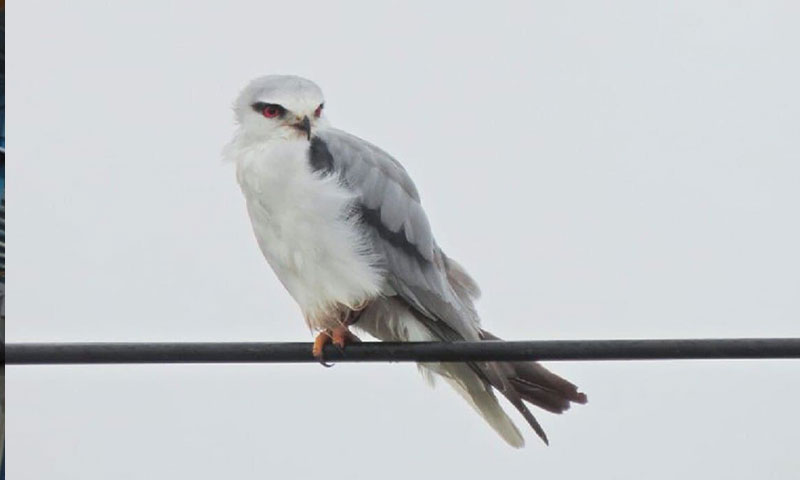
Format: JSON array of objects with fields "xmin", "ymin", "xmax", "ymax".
[
  {"xmin": 314, "ymin": 129, "xmax": 587, "ymax": 446},
  {"xmin": 315, "ymin": 128, "xmax": 480, "ymax": 340}
]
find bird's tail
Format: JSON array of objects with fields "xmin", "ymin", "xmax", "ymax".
[
  {"xmin": 479, "ymin": 330, "xmax": 587, "ymax": 445},
  {"xmin": 423, "ymin": 361, "xmax": 527, "ymax": 448},
  {"xmin": 420, "ymin": 331, "xmax": 587, "ymax": 448},
  {"xmin": 423, "ymin": 334, "xmax": 587, "ymax": 447},
  {"xmin": 435, "ymin": 256, "xmax": 587, "ymax": 446},
  {"xmin": 356, "ymin": 255, "xmax": 588, "ymax": 447}
]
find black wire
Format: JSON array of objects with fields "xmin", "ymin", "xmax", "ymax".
[{"xmin": 5, "ymin": 338, "xmax": 800, "ymax": 365}]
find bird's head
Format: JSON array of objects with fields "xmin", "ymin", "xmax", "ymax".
[{"xmin": 233, "ymin": 75, "xmax": 327, "ymax": 141}]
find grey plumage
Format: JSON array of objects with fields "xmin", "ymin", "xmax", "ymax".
[
  {"xmin": 313, "ymin": 128, "xmax": 587, "ymax": 446},
  {"xmin": 316, "ymin": 129, "xmax": 479, "ymax": 341}
]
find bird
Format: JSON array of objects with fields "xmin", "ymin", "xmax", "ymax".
[{"xmin": 225, "ymin": 75, "xmax": 587, "ymax": 447}]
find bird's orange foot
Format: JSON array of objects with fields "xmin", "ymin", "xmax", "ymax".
[
  {"xmin": 331, "ymin": 325, "xmax": 362, "ymax": 349},
  {"xmin": 312, "ymin": 326, "xmax": 362, "ymax": 366},
  {"xmin": 312, "ymin": 331, "xmax": 332, "ymax": 361}
]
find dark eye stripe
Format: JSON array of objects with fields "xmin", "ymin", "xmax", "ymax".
[{"xmin": 251, "ymin": 102, "xmax": 286, "ymax": 116}]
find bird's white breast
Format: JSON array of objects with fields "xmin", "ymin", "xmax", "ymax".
[{"xmin": 231, "ymin": 137, "xmax": 384, "ymax": 330}]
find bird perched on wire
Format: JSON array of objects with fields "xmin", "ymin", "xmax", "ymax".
[{"xmin": 225, "ymin": 75, "xmax": 587, "ymax": 447}]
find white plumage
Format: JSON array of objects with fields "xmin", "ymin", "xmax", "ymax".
[
  {"xmin": 226, "ymin": 75, "xmax": 587, "ymax": 447},
  {"xmin": 231, "ymin": 136, "xmax": 383, "ymax": 331}
]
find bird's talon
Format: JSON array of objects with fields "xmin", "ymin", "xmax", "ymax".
[
  {"xmin": 319, "ymin": 359, "xmax": 334, "ymax": 368},
  {"xmin": 313, "ymin": 330, "xmax": 334, "ymax": 366},
  {"xmin": 311, "ymin": 325, "xmax": 360, "ymax": 366}
]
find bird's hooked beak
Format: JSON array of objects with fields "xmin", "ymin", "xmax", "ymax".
[{"xmin": 294, "ymin": 116, "xmax": 311, "ymax": 140}]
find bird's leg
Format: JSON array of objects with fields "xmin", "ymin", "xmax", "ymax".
[
  {"xmin": 312, "ymin": 325, "xmax": 362, "ymax": 362},
  {"xmin": 311, "ymin": 302, "xmax": 369, "ymax": 365},
  {"xmin": 330, "ymin": 301, "xmax": 368, "ymax": 348},
  {"xmin": 346, "ymin": 299, "xmax": 369, "ymax": 326},
  {"xmin": 331, "ymin": 325, "xmax": 362, "ymax": 349}
]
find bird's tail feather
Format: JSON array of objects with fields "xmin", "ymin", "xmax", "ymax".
[
  {"xmin": 422, "ymin": 329, "xmax": 587, "ymax": 447},
  {"xmin": 356, "ymin": 292, "xmax": 587, "ymax": 446},
  {"xmin": 481, "ymin": 330, "xmax": 588, "ymax": 409},
  {"xmin": 402, "ymin": 243, "xmax": 587, "ymax": 446},
  {"xmin": 475, "ymin": 330, "xmax": 587, "ymax": 445},
  {"xmin": 422, "ymin": 362, "xmax": 526, "ymax": 448}
]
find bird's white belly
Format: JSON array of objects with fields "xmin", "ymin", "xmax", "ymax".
[{"xmin": 234, "ymin": 139, "xmax": 384, "ymax": 330}]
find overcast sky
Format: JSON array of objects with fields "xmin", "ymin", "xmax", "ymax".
[{"xmin": 7, "ymin": 1, "xmax": 800, "ymax": 479}]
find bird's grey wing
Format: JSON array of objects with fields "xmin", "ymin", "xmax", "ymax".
[
  {"xmin": 314, "ymin": 130, "xmax": 586, "ymax": 446},
  {"xmin": 314, "ymin": 128, "xmax": 480, "ymax": 341}
]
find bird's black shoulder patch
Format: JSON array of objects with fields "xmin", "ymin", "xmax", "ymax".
[
  {"xmin": 357, "ymin": 205, "xmax": 430, "ymax": 265},
  {"xmin": 308, "ymin": 136, "xmax": 334, "ymax": 174}
]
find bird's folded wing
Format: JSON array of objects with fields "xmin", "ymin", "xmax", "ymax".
[{"xmin": 316, "ymin": 128, "xmax": 480, "ymax": 341}]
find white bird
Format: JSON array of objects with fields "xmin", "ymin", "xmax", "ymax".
[{"xmin": 225, "ymin": 75, "xmax": 586, "ymax": 447}]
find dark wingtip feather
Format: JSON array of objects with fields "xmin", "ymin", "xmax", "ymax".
[
  {"xmin": 514, "ymin": 398, "xmax": 550, "ymax": 445},
  {"xmin": 478, "ymin": 330, "xmax": 587, "ymax": 445},
  {"xmin": 510, "ymin": 377, "xmax": 573, "ymax": 413}
]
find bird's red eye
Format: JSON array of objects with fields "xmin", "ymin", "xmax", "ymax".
[
  {"xmin": 263, "ymin": 106, "xmax": 281, "ymax": 118},
  {"xmin": 314, "ymin": 104, "xmax": 324, "ymax": 118}
]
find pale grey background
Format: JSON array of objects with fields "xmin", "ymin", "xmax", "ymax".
[{"xmin": 6, "ymin": 1, "xmax": 800, "ymax": 479}]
